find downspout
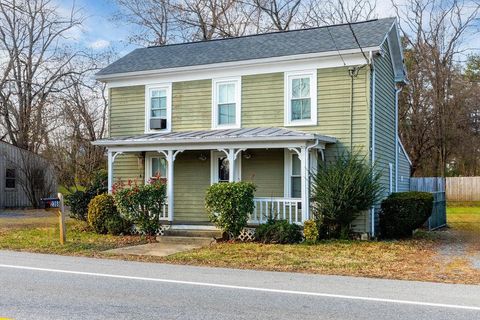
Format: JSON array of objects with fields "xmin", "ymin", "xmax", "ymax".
[
  {"xmin": 348, "ymin": 67, "xmax": 360, "ymax": 151},
  {"xmin": 369, "ymin": 51, "xmax": 376, "ymax": 237},
  {"xmin": 394, "ymin": 85, "xmax": 403, "ymax": 192}
]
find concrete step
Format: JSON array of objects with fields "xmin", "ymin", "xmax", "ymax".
[
  {"xmin": 156, "ymin": 236, "xmax": 215, "ymax": 246},
  {"xmin": 163, "ymin": 228, "xmax": 223, "ymax": 238}
]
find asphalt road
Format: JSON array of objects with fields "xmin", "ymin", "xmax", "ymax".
[{"xmin": 0, "ymin": 251, "xmax": 479, "ymax": 320}]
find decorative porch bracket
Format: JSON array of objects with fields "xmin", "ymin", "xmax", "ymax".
[
  {"xmin": 157, "ymin": 149, "xmax": 184, "ymax": 223},
  {"xmin": 108, "ymin": 151, "xmax": 124, "ymax": 193},
  {"xmin": 218, "ymin": 148, "xmax": 245, "ymax": 182}
]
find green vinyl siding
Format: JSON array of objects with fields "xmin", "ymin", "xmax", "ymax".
[
  {"xmin": 242, "ymin": 67, "xmax": 370, "ymax": 158},
  {"xmin": 398, "ymin": 143, "xmax": 411, "ymax": 192},
  {"xmin": 241, "ymin": 149, "xmax": 284, "ymax": 198},
  {"xmin": 113, "ymin": 153, "xmax": 144, "ymax": 185},
  {"xmin": 374, "ymin": 41, "xmax": 396, "ymax": 199},
  {"xmin": 172, "ymin": 80, "xmax": 212, "ymax": 131},
  {"xmin": 110, "ymin": 86, "xmax": 145, "ymax": 137},
  {"xmin": 173, "ymin": 151, "xmax": 210, "ymax": 223}
]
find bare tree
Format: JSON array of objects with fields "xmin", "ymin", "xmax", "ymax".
[
  {"xmin": 113, "ymin": 0, "xmax": 173, "ymax": 46},
  {"xmin": 0, "ymin": 0, "xmax": 83, "ymax": 153},
  {"xmin": 252, "ymin": 0, "xmax": 302, "ymax": 31},
  {"xmin": 394, "ymin": 0, "xmax": 480, "ymax": 176},
  {"xmin": 303, "ymin": 0, "xmax": 377, "ymax": 27},
  {"xmin": 12, "ymin": 151, "xmax": 56, "ymax": 208}
]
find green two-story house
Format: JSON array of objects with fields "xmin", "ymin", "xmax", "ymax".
[{"xmin": 93, "ymin": 17, "xmax": 411, "ymax": 236}]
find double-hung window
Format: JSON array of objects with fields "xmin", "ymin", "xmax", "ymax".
[
  {"xmin": 285, "ymin": 71, "xmax": 317, "ymax": 126},
  {"xmin": 213, "ymin": 78, "xmax": 241, "ymax": 129},
  {"xmin": 146, "ymin": 84, "xmax": 171, "ymax": 132},
  {"xmin": 5, "ymin": 168, "xmax": 15, "ymax": 189}
]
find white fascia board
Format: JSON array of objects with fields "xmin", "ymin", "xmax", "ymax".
[
  {"xmin": 92, "ymin": 134, "xmax": 336, "ymax": 147},
  {"xmin": 100, "ymin": 48, "xmax": 379, "ymax": 88}
]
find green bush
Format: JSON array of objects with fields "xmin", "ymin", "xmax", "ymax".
[
  {"xmin": 87, "ymin": 194, "xmax": 119, "ymax": 234},
  {"xmin": 303, "ymin": 219, "xmax": 319, "ymax": 243},
  {"xmin": 105, "ymin": 215, "xmax": 132, "ymax": 235},
  {"xmin": 114, "ymin": 180, "xmax": 166, "ymax": 235},
  {"xmin": 379, "ymin": 192, "xmax": 434, "ymax": 239},
  {"xmin": 255, "ymin": 219, "xmax": 303, "ymax": 244},
  {"xmin": 65, "ymin": 190, "xmax": 92, "ymax": 221},
  {"xmin": 311, "ymin": 150, "xmax": 382, "ymax": 239},
  {"xmin": 65, "ymin": 169, "xmax": 108, "ymax": 221},
  {"xmin": 205, "ymin": 182, "xmax": 256, "ymax": 238}
]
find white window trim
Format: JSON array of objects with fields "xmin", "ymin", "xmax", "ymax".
[
  {"xmin": 145, "ymin": 83, "xmax": 172, "ymax": 134},
  {"xmin": 210, "ymin": 151, "xmax": 241, "ymax": 184},
  {"xmin": 284, "ymin": 70, "xmax": 317, "ymax": 126},
  {"xmin": 144, "ymin": 153, "xmax": 167, "ymax": 184},
  {"xmin": 212, "ymin": 77, "xmax": 241, "ymax": 130}
]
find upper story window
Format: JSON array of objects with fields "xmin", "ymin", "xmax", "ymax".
[
  {"xmin": 212, "ymin": 77, "xmax": 241, "ymax": 129},
  {"xmin": 284, "ymin": 70, "xmax": 317, "ymax": 126},
  {"xmin": 5, "ymin": 168, "xmax": 15, "ymax": 189},
  {"xmin": 146, "ymin": 84, "xmax": 171, "ymax": 133}
]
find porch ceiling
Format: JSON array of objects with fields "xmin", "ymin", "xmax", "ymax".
[{"xmin": 93, "ymin": 127, "xmax": 336, "ymax": 148}]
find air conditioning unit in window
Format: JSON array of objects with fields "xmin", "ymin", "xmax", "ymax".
[{"xmin": 150, "ymin": 118, "xmax": 167, "ymax": 130}]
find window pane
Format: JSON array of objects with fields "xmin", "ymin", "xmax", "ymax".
[
  {"xmin": 151, "ymin": 89, "xmax": 166, "ymax": 98},
  {"xmin": 218, "ymin": 157, "xmax": 229, "ymax": 182},
  {"xmin": 218, "ymin": 103, "xmax": 236, "ymax": 124},
  {"xmin": 151, "ymin": 158, "xmax": 160, "ymax": 177},
  {"xmin": 292, "ymin": 155, "xmax": 301, "ymax": 175},
  {"xmin": 6, "ymin": 169, "xmax": 15, "ymax": 178},
  {"xmin": 151, "ymin": 158, "xmax": 167, "ymax": 178},
  {"xmin": 218, "ymin": 83, "xmax": 235, "ymax": 104},
  {"xmin": 291, "ymin": 98, "xmax": 311, "ymax": 120},
  {"xmin": 291, "ymin": 77, "xmax": 310, "ymax": 98},
  {"xmin": 291, "ymin": 177, "xmax": 301, "ymax": 198}
]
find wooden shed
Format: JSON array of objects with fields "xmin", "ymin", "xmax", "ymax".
[{"xmin": 0, "ymin": 141, "xmax": 57, "ymax": 208}]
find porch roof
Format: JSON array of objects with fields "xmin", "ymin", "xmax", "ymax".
[{"xmin": 93, "ymin": 127, "xmax": 336, "ymax": 147}]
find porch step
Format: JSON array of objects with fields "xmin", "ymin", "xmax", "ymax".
[
  {"xmin": 162, "ymin": 228, "xmax": 223, "ymax": 238},
  {"xmin": 156, "ymin": 236, "xmax": 215, "ymax": 247}
]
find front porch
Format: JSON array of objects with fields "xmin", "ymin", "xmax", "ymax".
[{"xmin": 94, "ymin": 128, "xmax": 336, "ymax": 226}]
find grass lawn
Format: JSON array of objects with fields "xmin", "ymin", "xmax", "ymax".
[
  {"xmin": 1, "ymin": 205, "xmax": 479, "ymax": 284},
  {"xmin": 0, "ymin": 214, "xmax": 150, "ymax": 256}
]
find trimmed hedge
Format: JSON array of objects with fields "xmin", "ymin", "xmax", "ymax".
[
  {"xmin": 303, "ymin": 219, "xmax": 319, "ymax": 244},
  {"xmin": 205, "ymin": 182, "xmax": 256, "ymax": 238},
  {"xmin": 87, "ymin": 194, "xmax": 120, "ymax": 234},
  {"xmin": 379, "ymin": 191, "xmax": 434, "ymax": 239},
  {"xmin": 255, "ymin": 219, "xmax": 303, "ymax": 244}
]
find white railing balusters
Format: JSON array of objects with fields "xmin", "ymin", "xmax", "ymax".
[{"xmin": 250, "ymin": 197, "xmax": 302, "ymax": 225}]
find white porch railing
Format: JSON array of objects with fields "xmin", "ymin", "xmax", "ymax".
[
  {"xmin": 160, "ymin": 203, "xmax": 168, "ymax": 220},
  {"xmin": 249, "ymin": 197, "xmax": 303, "ymax": 225}
]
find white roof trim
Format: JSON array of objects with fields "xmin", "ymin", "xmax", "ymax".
[
  {"xmin": 93, "ymin": 134, "xmax": 336, "ymax": 147},
  {"xmin": 96, "ymin": 47, "xmax": 380, "ymax": 82}
]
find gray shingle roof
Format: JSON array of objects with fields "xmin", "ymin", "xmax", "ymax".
[
  {"xmin": 93, "ymin": 127, "xmax": 336, "ymax": 146},
  {"xmin": 97, "ymin": 18, "xmax": 395, "ymax": 77}
]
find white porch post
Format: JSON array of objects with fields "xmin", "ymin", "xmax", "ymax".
[
  {"xmin": 159, "ymin": 149, "xmax": 183, "ymax": 223},
  {"xmin": 300, "ymin": 146, "xmax": 310, "ymax": 222},
  {"xmin": 108, "ymin": 150, "xmax": 113, "ymax": 193},
  {"xmin": 108, "ymin": 150, "xmax": 123, "ymax": 193}
]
